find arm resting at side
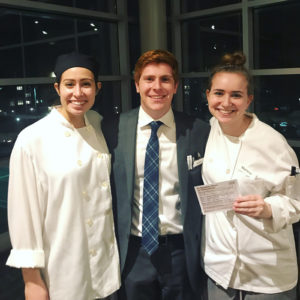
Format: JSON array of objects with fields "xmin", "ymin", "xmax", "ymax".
[{"xmin": 22, "ymin": 268, "xmax": 49, "ymax": 300}]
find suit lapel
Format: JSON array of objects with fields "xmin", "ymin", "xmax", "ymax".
[
  {"xmin": 121, "ymin": 108, "xmax": 139, "ymax": 201},
  {"xmin": 174, "ymin": 112, "xmax": 189, "ymax": 220}
]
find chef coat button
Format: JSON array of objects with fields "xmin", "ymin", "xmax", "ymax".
[
  {"xmin": 82, "ymin": 190, "xmax": 89, "ymax": 200},
  {"xmin": 89, "ymin": 249, "xmax": 96, "ymax": 256},
  {"xmin": 64, "ymin": 131, "xmax": 71, "ymax": 137},
  {"xmin": 77, "ymin": 160, "xmax": 82, "ymax": 166},
  {"xmin": 86, "ymin": 218, "xmax": 94, "ymax": 227},
  {"xmin": 101, "ymin": 181, "xmax": 108, "ymax": 188},
  {"xmin": 226, "ymin": 169, "xmax": 230, "ymax": 174}
]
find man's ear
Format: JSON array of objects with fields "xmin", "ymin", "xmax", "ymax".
[
  {"xmin": 135, "ymin": 81, "xmax": 140, "ymax": 93},
  {"xmin": 54, "ymin": 82, "xmax": 60, "ymax": 96}
]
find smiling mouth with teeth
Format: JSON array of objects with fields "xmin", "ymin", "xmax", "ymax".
[
  {"xmin": 150, "ymin": 95, "xmax": 166, "ymax": 99},
  {"xmin": 218, "ymin": 109, "xmax": 235, "ymax": 114},
  {"xmin": 70, "ymin": 101, "xmax": 86, "ymax": 105}
]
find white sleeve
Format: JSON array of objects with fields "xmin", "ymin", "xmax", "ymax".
[
  {"xmin": 263, "ymin": 145, "xmax": 300, "ymax": 233},
  {"xmin": 6, "ymin": 138, "xmax": 45, "ymax": 268}
]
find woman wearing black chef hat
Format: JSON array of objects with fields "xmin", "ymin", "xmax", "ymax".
[{"xmin": 6, "ymin": 52, "xmax": 120, "ymax": 300}]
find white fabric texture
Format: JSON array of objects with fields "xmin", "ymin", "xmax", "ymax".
[
  {"xmin": 6, "ymin": 108, "xmax": 120, "ymax": 300},
  {"xmin": 202, "ymin": 114, "xmax": 300, "ymax": 293},
  {"xmin": 131, "ymin": 107, "xmax": 183, "ymax": 237}
]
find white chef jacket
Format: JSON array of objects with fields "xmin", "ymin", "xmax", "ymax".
[
  {"xmin": 6, "ymin": 108, "xmax": 120, "ymax": 300},
  {"xmin": 202, "ymin": 114, "xmax": 300, "ymax": 293}
]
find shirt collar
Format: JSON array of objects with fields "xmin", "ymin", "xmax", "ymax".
[
  {"xmin": 138, "ymin": 106, "xmax": 175, "ymax": 129},
  {"xmin": 51, "ymin": 106, "xmax": 90, "ymax": 129},
  {"xmin": 211, "ymin": 112, "xmax": 256, "ymax": 138}
]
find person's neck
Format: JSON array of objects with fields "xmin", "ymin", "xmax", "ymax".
[
  {"xmin": 220, "ymin": 115, "xmax": 252, "ymax": 137},
  {"xmin": 57, "ymin": 107, "xmax": 86, "ymax": 128},
  {"xmin": 70, "ymin": 117, "xmax": 86, "ymax": 128},
  {"xmin": 141, "ymin": 106, "xmax": 170, "ymax": 121}
]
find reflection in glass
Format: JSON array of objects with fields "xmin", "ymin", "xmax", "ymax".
[
  {"xmin": 254, "ymin": 75, "xmax": 300, "ymax": 140},
  {"xmin": 22, "ymin": 12, "xmax": 74, "ymax": 43},
  {"xmin": 182, "ymin": 13, "xmax": 242, "ymax": 72},
  {"xmin": 94, "ymin": 81, "xmax": 122, "ymax": 117},
  {"xmin": 78, "ymin": 21, "xmax": 120, "ymax": 75},
  {"xmin": 0, "ymin": 84, "xmax": 54, "ymax": 233},
  {"xmin": 0, "ymin": 8, "xmax": 120, "ymax": 78},
  {"xmin": 253, "ymin": 1, "xmax": 300, "ymax": 69},
  {"xmin": 0, "ymin": 81, "xmax": 121, "ymax": 158},
  {"xmin": 182, "ymin": 78, "xmax": 210, "ymax": 121},
  {"xmin": 0, "ymin": 85, "xmax": 56, "ymax": 152},
  {"xmin": 181, "ymin": 0, "xmax": 240, "ymax": 13}
]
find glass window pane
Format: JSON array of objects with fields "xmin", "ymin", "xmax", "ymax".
[
  {"xmin": 75, "ymin": 0, "xmax": 117, "ymax": 12},
  {"xmin": 127, "ymin": 0, "xmax": 139, "ymax": 17},
  {"xmin": 78, "ymin": 21, "xmax": 120, "ymax": 75},
  {"xmin": 30, "ymin": 0, "xmax": 72, "ymax": 6},
  {"xmin": 0, "ymin": 165, "xmax": 9, "ymax": 233},
  {"xmin": 0, "ymin": 8, "xmax": 120, "ymax": 78},
  {"xmin": 254, "ymin": 1, "xmax": 300, "ymax": 69},
  {"xmin": 182, "ymin": 13, "xmax": 242, "ymax": 72},
  {"xmin": 22, "ymin": 12, "xmax": 74, "ymax": 43},
  {"xmin": 181, "ymin": 0, "xmax": 240, "ymax": 13},
  {"xmin": 293, "ymin": 147, "xmax": 300, "ymax": 161},
  {"xmin": 94, "ymin": 81, "xmax": 122, "ymax": 116},
  {"xmin": 0, "ymin": 84, "xmax": 55, "ymax": 234},
  {"xmin": 254, "ymin": 75, "xmax": 300, "ymax": 140},
  {"xmin": 24, "ymin": 39, "xmax": 76, "ymax": 77},
  {"xmin": 128, "ymin": 23, "xmax": 141, "ymax": 73},
  {"xmin": 29, "ymin": 0, "xmax": 117, "ymax": 13},
  {"xmin": 131, "ymin": 80, "xmax": 140, "ymax": 109},
  {"xmin": 0, "ymin": 48, "xmax": 23, "ymax": 78},
  {"xmin": 0, "ymin": 8, "xmax": 21, "ymax": 45},
  {"xmin": 182, "ymin": 78, "xmax": 210, "ymax": 121}
]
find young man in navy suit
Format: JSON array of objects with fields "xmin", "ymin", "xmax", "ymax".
[{"xmin": 103, "ymin": 49, "xmax": 210, "ymax": 300}]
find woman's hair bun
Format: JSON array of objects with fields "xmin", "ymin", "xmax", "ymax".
[
  {"xmin": 221, "ymin": 51, "xmax": 246, "ymax": 67},
  {"xmin": 207, "ymin": 51, "xmax": 253, "ymax": 95}
]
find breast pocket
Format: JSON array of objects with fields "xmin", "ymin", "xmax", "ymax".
[{"xmin": 189, "ymin": 164, "xmax": 204, "ymax": 187}]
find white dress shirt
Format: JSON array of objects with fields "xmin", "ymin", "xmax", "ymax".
[
  {"xmin": 202, "ymin": 114, "xmax": 300, "ymax": 293},
  {"xmin": 131, "ymin": 107, "xmax": 183, "ymax": 236},
  {"xmin": 6, "ymin": 108, "xmax": 120, "ymax": 300}
]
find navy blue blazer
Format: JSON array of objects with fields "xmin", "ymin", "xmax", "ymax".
[{"xmin": 102, "ymin": 107, "xmax": 210, "ymax": 294}]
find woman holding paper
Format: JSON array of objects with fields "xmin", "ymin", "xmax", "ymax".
[{"xmin": 201, "ymin": 51, "xmax": 300, "ymax": 299}]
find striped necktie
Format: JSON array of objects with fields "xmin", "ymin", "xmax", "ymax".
[{"xmin": 142, "ymin": 121, "xmax": 162, "ymax": 255}]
